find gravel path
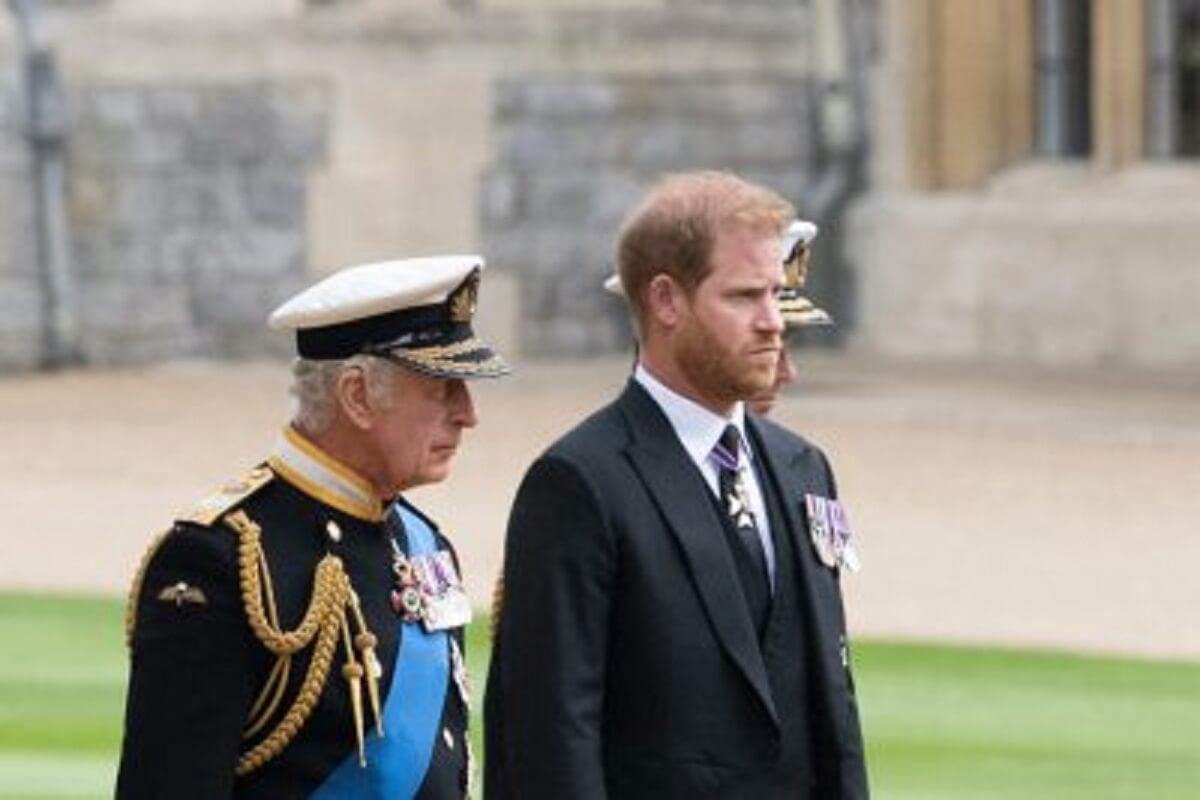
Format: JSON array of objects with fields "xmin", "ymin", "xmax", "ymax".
[{"xmin": 2, "ymin": 355, "xmax": 1196, "ymax": 660}]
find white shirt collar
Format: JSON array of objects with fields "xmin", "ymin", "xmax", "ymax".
[{"xmin": 633, "ymin": 363, "xmax": 751, "ymax": 467}]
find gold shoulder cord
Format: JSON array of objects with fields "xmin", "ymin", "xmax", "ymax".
[
  {"xmin": 124, "ymin": 508, "xmax": 387, "ymax": 777},
  {"xmin": 224, "ymin": 509, "xmax": 384, "ymax": 777},
  {"xmin": 124, "ymin": 530, "xmax": 172, "ymax": 647},
  {"xmin": 489, "ymin": 572, "xmax": 504, "ymax": 639}
]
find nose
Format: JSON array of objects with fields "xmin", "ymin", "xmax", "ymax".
[
  {"xmin": 777, "ymin": 348, "xmax": 798, "ymax": 387},
  {"xmin": 761, "ymin": 294, "xmax": 785, "ymax": 335},
  {"xmin": 449, "ymin": 380, "xmax": 478, "ymax": 429}
]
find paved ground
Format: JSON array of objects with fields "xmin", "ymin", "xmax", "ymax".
[{"xmin": 1, "ymin": 354, "xmax": 1197, "ymax": 660}]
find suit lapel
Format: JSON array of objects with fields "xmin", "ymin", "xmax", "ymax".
[
  {"xmin": 749, "ymin": 417, "xmax": 853, "ymax": 732},
  {"xmin": 618, "ymin": 382, "xmax": 779, "ymax": 728}
]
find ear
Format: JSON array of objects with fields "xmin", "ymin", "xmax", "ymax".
[
  {"xmin": 645, "ymin": 273, "xmax": 682, "ymax": 329},
  {"xmin": 335, "ymin": 365, "xmax": 374, "ymax": 430}
]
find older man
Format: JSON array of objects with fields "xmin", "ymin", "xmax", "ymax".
[
  {"xmin": 486, "ymin": 172, "xmax": 867, "ymax": 799},
  {"xmin": 117, "ymin": 256, "xmax": 507, "ymax": 799}
]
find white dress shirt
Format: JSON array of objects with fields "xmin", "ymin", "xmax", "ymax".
[{"xmin": 634, "ymin": 363, "xmax": 776, "ymax": 589}]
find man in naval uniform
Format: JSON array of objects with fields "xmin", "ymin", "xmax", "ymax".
[
  {"xmin": 486, "ymin": 172, "xmax": 868, "ymax": 799},
  {"xmin": 117, "ymin": 256, "xmax": 508, "ymax": 799},
  {"xmin": 747, "ymin": 218, "xmax": 833, "ymax": 416}
]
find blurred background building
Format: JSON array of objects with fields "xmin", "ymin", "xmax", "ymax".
[
  {"xmin": 854, "ymin": 0, "xmax": 1200, "ymax": 371},
  {"xmin": 0, "ymin": 0, "xmax": 1196, "ymax": 372}
]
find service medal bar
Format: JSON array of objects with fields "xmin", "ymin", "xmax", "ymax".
[
  {"xmin": 390, "ymin": 547, "xmax": 473, "ymax": 631},
  {"xmin": 804, "ymin": 493, "xmax": 861, "ymax": 574}
]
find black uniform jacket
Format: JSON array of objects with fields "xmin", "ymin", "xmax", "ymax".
[
  {"xmin": 485, "ymin": 380, "xmax": 868, "ymax": 799},
  {"xmin": 116, "ymin": 465, "xmax": 468, "ymax": 799}
]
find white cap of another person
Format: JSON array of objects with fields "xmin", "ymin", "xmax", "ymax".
[
  {"xmin": 778, "ymin": 219, "xmax": 832, "ymax": 327},
  {"xmin": 269, "ymin": 255, "xmax": 510, "ymax": 379},
  {"xmin": 601, "ymin": 219, "xmax": 832, "ymax": 327}
]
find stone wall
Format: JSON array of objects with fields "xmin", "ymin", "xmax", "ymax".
[
  {"xmin": 482, "ymin": 75, "xmax": 818, "ymax": 355},
  {"xmin": 2, "ymin": 0, "xmax": 825, "ymax": 369},
  {"xmin": 0, "ymin": 80, "xmax": 326, "ymax": 368},
  {"xmin": 0, "ymin": 85, "xmax": 39, "ymax": 370},
  {"xmin": 847, "ymin": 165, "xmax": 1200, "ymax": 370}
]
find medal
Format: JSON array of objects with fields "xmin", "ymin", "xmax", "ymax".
[
  {"xmin": 805, "ymin": 493, "xmax": 838, "ymax": 568},
  {"xmin": 805, "ymin": 494, "xmax": 861, "ymax": 573},
  {"xmin": 827, "ymin": 499, "xmax": 861, "ymax": 574},
  {"xmin": 389, "ymin": 543, "xmax": 426, "ymax": 623},
  {"xmin": 413, "ymin": 550, "xmax": 473, "ymax": 632},
  {"xmin": 388, "ymin": 538, "xmax": 473, "ymax": 630}
]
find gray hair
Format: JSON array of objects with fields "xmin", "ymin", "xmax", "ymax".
[{"xmin": 290, "ymin": 355, "xmax": 396, "ymax": 435}]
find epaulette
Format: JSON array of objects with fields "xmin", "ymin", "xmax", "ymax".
[{"xmin": 178, "ymin": 465, "xmax": 275, "ymax": 527}]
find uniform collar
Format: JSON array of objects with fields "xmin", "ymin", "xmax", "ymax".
[{"xmin": 268, "ymin": 426, "xmax": 385, "ymax": 522}]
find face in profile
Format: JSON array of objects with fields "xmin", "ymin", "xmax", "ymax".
[
  {"xmin": 748, "ymin": 340, "xmax": 798, "ymax": 416},
  {"xmin": 365, "ymin": 367, "xmax": 478, "ymax": 495},
  {"xmin": 672, "ymin": 224, "xmax": 785, "ymax": 411}
]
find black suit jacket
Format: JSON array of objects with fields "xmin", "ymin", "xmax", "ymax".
[{"xmin": 485, "ymin": 380, "xmax": 868, "ymax": 799}]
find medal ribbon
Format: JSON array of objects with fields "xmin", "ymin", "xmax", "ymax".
[{"xmin": 311, "ymin": 504, "xmax": 450, "ymax": 800}]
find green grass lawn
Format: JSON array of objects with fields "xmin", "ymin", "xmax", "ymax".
[
  {"xmin": 855, "ymin": 642, "xmax": 1200, "ymax": 798},
  {"xmin": 2, "ymin": 592, "xmax": 1197, "ymax": 799}
]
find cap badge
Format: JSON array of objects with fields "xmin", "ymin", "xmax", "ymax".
[
  {"xmin": 784, "ymin": 241, "xmax": 811, "ymax": 290},
  {"xmin": 448, "ymin": 271, "xmax": 480, "ymax": 323}
]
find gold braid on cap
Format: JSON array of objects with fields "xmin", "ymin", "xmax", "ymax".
[
  {"xmin": 223, "ymin": 510, "xmax": 384, "ymax": 777},
  {"xmin": 387, "ymin": 337, "xmax": 507, "ymax": 378}
]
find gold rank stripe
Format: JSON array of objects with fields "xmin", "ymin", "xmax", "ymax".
[{"xmin": 269, "ymin": 427, "xmax": 384, "ymax": 522}]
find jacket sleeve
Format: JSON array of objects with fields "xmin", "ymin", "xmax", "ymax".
[
  {"xmin": 487, "ymin": 454, "xmax": 615, "ymax": 799},
  {"xmin": 115, "ymin": 525, "xmax": 259, "ymax": 799}
]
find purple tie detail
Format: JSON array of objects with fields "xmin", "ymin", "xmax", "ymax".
[{"xmin": 711, "ymin": 426, "xmax": 741, "ymax": 472}]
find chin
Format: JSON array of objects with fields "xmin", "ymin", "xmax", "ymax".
[
  {"xmin": 741, "ymin": 373, "xmax": 776, "ymax": 399},
  {"xmin": 749, "ymin": 397, "xmax": 777, "ymax": 415},
  {"xmin": 399, "ymin": 463, "xmax": 452, "ymax": 490}
]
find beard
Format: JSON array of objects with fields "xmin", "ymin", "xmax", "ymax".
[{"xmin": 675, "ymin": 318, "xmax": 777, "ymax": 408}]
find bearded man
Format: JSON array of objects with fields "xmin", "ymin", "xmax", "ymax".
[{"xmin": 485, "ymin": 171, "xmax": 868, "ymax": 799}]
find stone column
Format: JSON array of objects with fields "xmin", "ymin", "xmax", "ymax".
[
  {"xmin": 1092, "ymin": 0, "xmax": 1146, "ymax": 168},
  {"xmin": 878, "ymin": 0, "xmax": 1034, "ymax": 191}
]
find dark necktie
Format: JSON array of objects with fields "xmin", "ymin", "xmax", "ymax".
[{"xmin": 712, "ymin": 425, "xmax": 772, "ymax": 608}]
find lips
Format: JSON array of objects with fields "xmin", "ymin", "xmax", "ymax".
[
  {"xmin": 749, "ymin": 346, "xmax": 781, "ymax": 361},
  {"xmin": 750, "ymin": 337, "xmax": 782, "ymax": 354}
]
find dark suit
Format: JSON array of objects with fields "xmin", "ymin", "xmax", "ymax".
[{"xmin": 485, "ymin": 380, "xmax": 868, "ymax": 799}]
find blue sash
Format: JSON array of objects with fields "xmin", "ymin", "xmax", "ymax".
[{"xmin": 311, "ymin": 505, "xmax": 449, "ymax": 800}]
